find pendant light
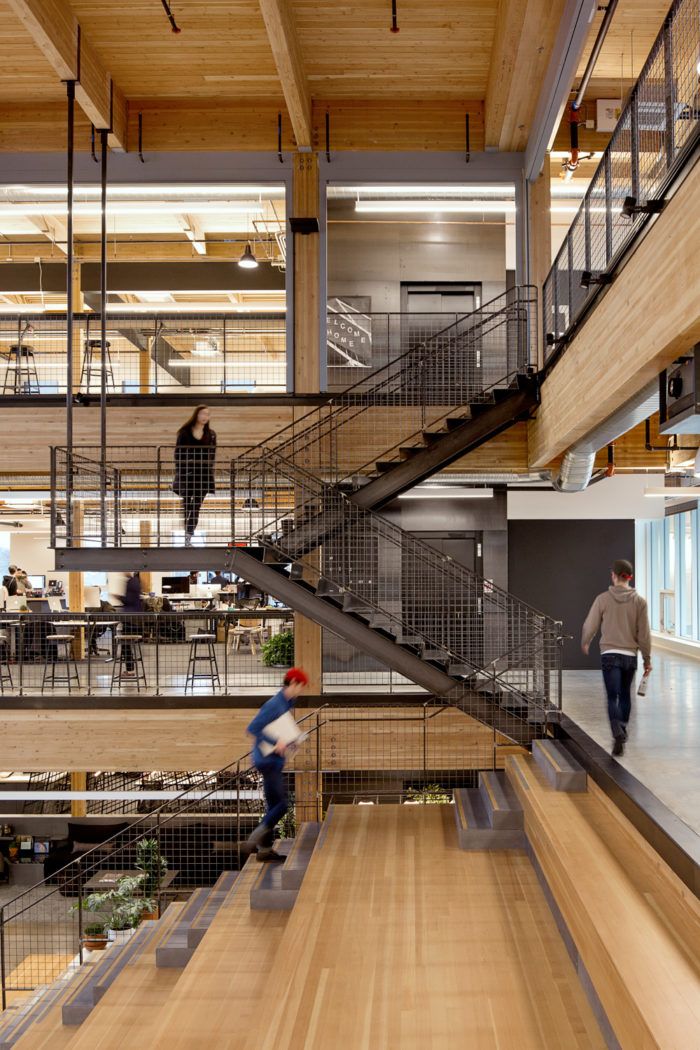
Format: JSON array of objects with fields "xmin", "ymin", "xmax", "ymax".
[{"xmin": 238, "ymin": 242, "xmax": 258, "ymax": 269}]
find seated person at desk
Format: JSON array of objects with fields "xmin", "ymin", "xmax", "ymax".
[
  {"xmin": 210, "ymin": 571, "xmax": 229, "ymax": 588},
  {"xmin": 2, "ymin": 566, "xmax": 19, "ymax": 597}
]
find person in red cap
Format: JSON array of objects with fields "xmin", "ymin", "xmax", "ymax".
[
  {"xmin": 242, "ymin": 667, "xmax": 309, "ymax": 862},
  {"xmin": 581, "ymin": 559, "xmax": 652, "ymax": 757}
]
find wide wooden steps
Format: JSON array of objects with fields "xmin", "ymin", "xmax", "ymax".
[
  {"xmin": 10, "ymin": 904, "xmax": 184, "ymax": 1050},
  {"xmin": 506, "ymin": 752, "xmax": 700, "ymax": 1050},
  {"xmin": 148, "ymin": 855, "xmax": 289, "ymax": 1049},
  {"xmin": 242, "ymin": 804, "xmax": 606, "ymax": 1049}
]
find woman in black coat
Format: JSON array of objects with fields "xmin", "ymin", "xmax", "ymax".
[{"xmin": 173, "ymin": 405, "xmax": 216, "ymax": 545}]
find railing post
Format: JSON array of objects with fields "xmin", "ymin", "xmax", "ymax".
[
  {"xmin": 50, "ymin": 446, "xmax": 57, "ymax": 549},
  {"xmin": 630, "ymin": 88, "xmax": 640, "ymax": 202},
  {"xmin": 316, "ymin": 710, "xmax": 322, "ymax": 822},
  {"xmin": 422, "ymin": 703, "xmax": 428, "ymax": 785},
  {"xmin": 156, "ymin": 447, "xmax": 162, "ymax": 548},
  {"xmin": 0, "ymin": 907, "xmax": 6, "ymax": 1012},
  {"xmin": 604, "ymin": 150, "xmax": 613, "ymax": 264},
  {"xmin": 236, "ymin": 761, "xmax": 241, "ymax": 869},
  {"xmin": 77, "ymin": 857, "xmax": 84, "ymax": 964},
  {"xmin": 155, "ymin": 614, "xmax": 161, "ymax": 696},
  {"xmin": 18, "ymin": 619, "xmax": 24, "ymax": 697},
  {"xmin": 663, "ymin": 19, "xmax": 675, "ymax": 168}
]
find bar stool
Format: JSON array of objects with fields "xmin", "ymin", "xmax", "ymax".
[
  {"xmin": 110, "ymin": 633, "xmax": 148, "ymax": 693},
  {"xmin": 2, "ymin": 345, "xmax": 40, "ymax": 395},
  {"xmin": 0, "ymin": 632, "xmax": 12, "ymax": 693},
  {"xmin": 185, "ymin": 632, "xmax": 221, "ymax": 693},
  {"xmin": 42, "ymin": 635, "xmax": 81, "ymax": 693},
  {"xmin": 80, "ymin": 339, "xmax": 115, "ymax": 393}
]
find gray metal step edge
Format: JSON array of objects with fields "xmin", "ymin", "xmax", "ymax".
[
  {"xmin": 478, "ymin": 770, "xmax": 524, "ymax": 830},
  {"xmin": 62, "ymin": 921, "xmax": 156, "ymax": 1025},
  {"xmin": 532, "ymin": 739, "xmax": 587, "ymax": 792}
]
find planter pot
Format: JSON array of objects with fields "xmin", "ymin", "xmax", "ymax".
[
  {"xmin": 142, "ymin": 908, "xmax": 158, "ymax": 921},
  {"xmin": 82, "ymin": 935, "xmax": 108, "ymax": 951},
  {"xmin": 107, "ymin": 927, "xmax": 136, "ymax": 944}
]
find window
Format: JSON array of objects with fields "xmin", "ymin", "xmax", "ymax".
[{"xmin": 638, "ymin": 510, "xmax": 700, "ymax": 642}]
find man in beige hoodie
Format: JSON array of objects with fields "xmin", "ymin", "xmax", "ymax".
[{"xmin": 581, "ymin": 559, "xmax": 652, "ymax": 757}]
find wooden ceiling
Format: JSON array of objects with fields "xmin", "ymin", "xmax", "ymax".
[{"xmin": 0, "ymin": 0, "xmax": 674, "ymax": 156}]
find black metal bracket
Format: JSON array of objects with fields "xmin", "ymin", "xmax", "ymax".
[
  {"xmin": 90, "ymin": 124, "xmax": 99, "ymax": 163},
  {"xmin": 645, "ymin": 417, "xmax": 697, "ymax": 452},
  {"xmin": 465, "ymin": 113, "xmax": 470, "ymax": 163},
  {"xmin": 138, "ymin": 112, "xmax": 145, "ymax": 163},
  {"xmin": 390, "ymin": 0, "xmax": 399, "ymax": 32},
  {"xmin": 325, "ymin": 111, "xmax": 331, "ymax": 163},
  {"xmin": 76, "ymin": 24, "xmax": 81, "ymax": 83},
  {"xmin": 289, "ymin": 217, "xmax": 320, "ymax": 235},
  {"xmin": 108, "ymin": 79, "xmax": 113, "ymax": 134},
  {"xmin": 277, "ymin": 112, "xmax": 283, "ymax": 163},
  {"xmin": 622, "ymin": 194, "xmax": 665, "ymax": 218},
  {"xmin": 580, "ymin": 270, "xmax": 613, "ymax": 289}
]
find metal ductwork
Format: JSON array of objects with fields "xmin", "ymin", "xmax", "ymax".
[{"xmin": 554, "ymin": 379, "xmax": 659, "ymax": 492}]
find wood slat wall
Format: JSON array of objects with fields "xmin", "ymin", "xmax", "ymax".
[
  {"xmin": 530, "ymin": 160, "xmax": 700, "ymax": 468},
  {"xmin": 0, "ymin": 705, "xmax": 514, "ymax": 772}
]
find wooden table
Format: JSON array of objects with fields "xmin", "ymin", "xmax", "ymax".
[{"xmin": 83, "ymin": 868, "xmax": 178, "ymax": 892}]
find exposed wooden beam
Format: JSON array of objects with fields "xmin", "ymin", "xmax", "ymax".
[
  {"xmin": 485, "ymin": 0, "xmax": 568, "ymax": 152},
  {"xmin": 180, "ymin": 213, "xmax": 207, "ymax": 256},
  {"xmin": 258, "ymin": 0, "xmax": 311, "ymax": 149},
  {"xmin": 5, "ymin": 0, "xmax": 126, "ymax": 149},
  {"xmin": 26, "ymin": 213, "xmax": 68, "ymax": 255}
]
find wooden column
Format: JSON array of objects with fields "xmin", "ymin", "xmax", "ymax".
[
  {"xmin": 528, "ymin": 155, "xmax": 551, "ymax": 370},
  {"xmin": 71, "ymin": 261, "xmax": 83, "ymax": 394},
  {"xmin": 68, "ymin": 500, "xmax": 85, "ymax": 658},
  {"xmin": 70, "ymin": 771, "xmax": 87, "ymax": 817},
  {"xmin": 292, "ymin": 151, "xmax": 320, "ymax": 393},
  {"xmin": 139, "ymin": 520, "xmax": 152, "ymax": 594}
]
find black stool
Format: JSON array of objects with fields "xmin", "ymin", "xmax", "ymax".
[
  {"xmin": 110, "ymin": 634, "xmax": 147, "ymax": 693},
  {"xmin": 0, "ymin": 632, "xmax": 12, "ymax": 693},
  {"xmin": 80, "ymin": 339, "xmax": 115, "ymax": 393},
  {"xmin": 42, "ymin": 635, "xmax": 81, "ymax": 693},
  {"xmin": 185, "ymin": 633, "xmax": 221, "ymax": 693},
  {"xmin": 2, "ymin": 345, "xmax": 40, "ymax": 395}
]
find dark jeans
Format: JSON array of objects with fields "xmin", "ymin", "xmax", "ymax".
[
  {"xmin": 260, "ymin": 764, "xmax": 289, "ymax": 833},
  {"xmin": 183, "ymin": 495, "xmax": 205, "ymax": 537},
  {"xmin": 601, "ymin": 653, "xmax": 637, "ymax": 739}
]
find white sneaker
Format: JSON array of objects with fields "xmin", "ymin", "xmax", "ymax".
[{"xmin": 184, "ymin": 535, "xmax": 192, "ymax": 547}]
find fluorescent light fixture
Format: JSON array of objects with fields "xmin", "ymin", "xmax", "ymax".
[
  {"xmin": 0, "ymin": 184, "xmax": 284, "ymax": 198},
  {"xmin": 192, "ymin": 339, "xmax": 220, "ymax": 356},
  {"xmin": 167, "ymin": 359, "xmax": 283, "ymax": 368},
  {"xmin": 0, "ymin": 202, "xmax": 264, "ymax": 217},
  {"xmin": 103, "ymin": 303, "xmax": 285, "ymax": 314},
  {"xmin": 355, "ymin": 200, "xmax": 515, "ymax": 214},
  {"xmin": 333, "ymin": 184, "xmax": 515, "ymax": 197},
  {"xmin": 398, "ymin": 486, "xmax": 494, "ymax": 499},
  {"xmin": 643, "ymin": 486, "xmax": 700, "ymax": 498},
  {"xmin": 550, "ymin": 183, "xmax": 588, "ymax": 196}
]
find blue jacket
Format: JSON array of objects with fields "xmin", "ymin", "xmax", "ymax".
[{"xmin": 247, "ymin": 689, "xmax": 295, "ymax": 770}]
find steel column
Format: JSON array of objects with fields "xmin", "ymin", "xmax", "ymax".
[
  {"xmin": 65, "ymin": 80, "xmax": 76, "ymax": 543},
  {"xmin": 100, "ymin": 128, "xmax": 109, "ymax": 547}
]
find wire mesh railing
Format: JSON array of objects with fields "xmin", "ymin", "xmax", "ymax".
[
  {"xmin": 0, "ymin": 700, "xmax": 514, "ymax": 1009},
  {"xmin": 0, "ymin": 610, "xmax": 296, "ymax": 697},
  {"xmin": 543, "ymin": 0, "xmax": 700, "ymax": 358},
  {"xmin": 261, "ymin": 286, "xmax": 536, "ymax": 483},
  {"xmin": 0, "ymin": 314, "xmax": 288, "ymax": 396}
]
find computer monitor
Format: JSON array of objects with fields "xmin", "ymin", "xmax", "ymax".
[
  {"xmin": 27, "ymin": 575, "xmax": 45, "ymax": 590},
  {"xmin": 33, "ymin": 840, "xmax": 50, "ymax": 857},
  {"xmin": 162, "ymin": 575, "xmax": 190, "ymax": 594}
]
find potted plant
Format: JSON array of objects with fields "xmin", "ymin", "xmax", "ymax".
[
  {"xmin": 404, "ymin": 783, "xmax": 452, "ymax": 805},
  {"xmin": 135, "ymin": 838, "xmax": 167, "ymax": 918},
  {"xmin": 261, "ymin": 629, "xmax": 294, "ymax": 668},
  {"xmin": 75, "ymin": 875, "xmax": 154, "ymax": 944},
  {"xmin": 82, "ymin": 922, "xmax": 109, "ymax": 951}
]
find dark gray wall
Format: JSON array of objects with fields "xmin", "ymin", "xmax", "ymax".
[{"xmin": 508, "ymin": 519, "xmax": 635, "ymax": 670}]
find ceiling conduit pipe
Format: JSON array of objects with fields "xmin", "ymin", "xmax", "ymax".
[
  {"xmin": 563, "ymin": 0, "xmax": 620, "ymax": 177},
  {"xmin": 553, "ymin": 378, "xmax": 659, "ymax": 491}
]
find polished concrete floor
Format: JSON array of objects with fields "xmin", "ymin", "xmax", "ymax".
[{"xmin": 562, "ymin": 650, "xmax": 700, "ymax": 836}]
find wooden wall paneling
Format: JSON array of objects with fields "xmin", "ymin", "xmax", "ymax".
[
  {"xmin": 1, "ymin": 706, "xmax": 510, "ymax": 773},
  {"xmin": 529, "ymin": 160, "xmax": 700, "ymax": 468},
  {"xmin": 312, "ymin": 99, "xmax": 485, "ymax": 152}
]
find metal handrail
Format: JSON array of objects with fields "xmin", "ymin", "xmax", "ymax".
[{"xmin": 543, "ymin": 0, "xmax": 700, "ymax": 360}]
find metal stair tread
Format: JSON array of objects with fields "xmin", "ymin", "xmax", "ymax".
[
  {"xmin": 478, "ymin": 771, "xmax": 524, "ymax": 830},
  {"xmin": 532, "ymin": 739, "xmax": 587, "ymax": 792}
]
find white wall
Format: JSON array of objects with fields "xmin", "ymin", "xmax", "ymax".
[
  {"xmin": 8, "ymin": 530, "xmax": 69, "ymax": 589},
  {"xmin": 507, "ymin": 474, "xmax": 666, "ymax": 521}
]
